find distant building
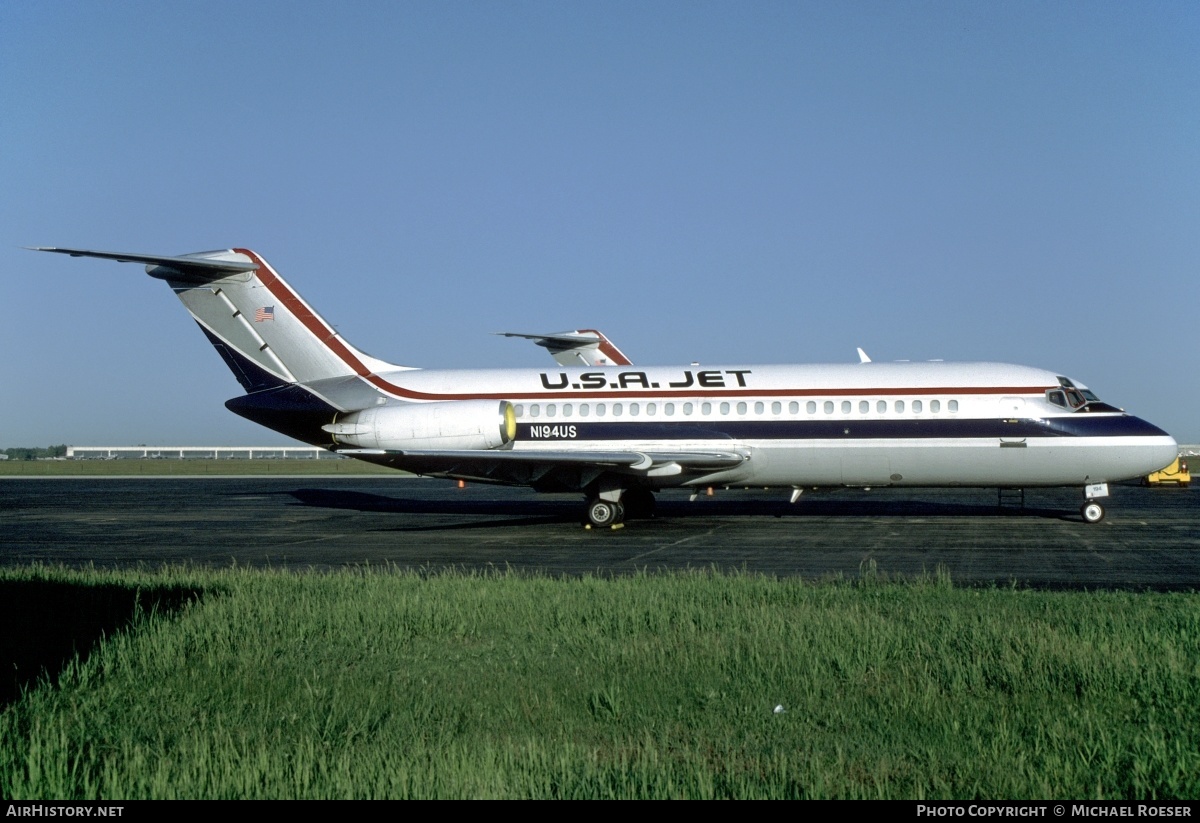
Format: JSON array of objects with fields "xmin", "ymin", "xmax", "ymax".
[{"xmin": 66, "ymin": 446, "xmax": 342, "ymax": 460}]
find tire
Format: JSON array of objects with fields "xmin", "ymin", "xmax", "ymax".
[
  {"xmin": 1081, "ymin": 502, "xmax": 1105, "ymax": 524},
  {"xmin": 586, "ymin": 499, "xmax": 620, "ymax": 528}
]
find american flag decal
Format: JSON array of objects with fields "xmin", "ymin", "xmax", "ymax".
[{"xmin": 254, "ymin": 306, "xmax": 274, "ymax": 322}]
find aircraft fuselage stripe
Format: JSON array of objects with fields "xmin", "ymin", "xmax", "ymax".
[
  {"xmin": 516, "ymin": 415, "xmax": 1168, "ymax": 442},
  {"xmin": 230, "ymin": 250, "xmax": 1049, "ymax": 403},
  {"xmin": 496, "ymin": 385, "xmax": 1049, "ymax": 400}
]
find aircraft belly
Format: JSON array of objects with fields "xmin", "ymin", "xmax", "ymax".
[{"xmin": 731, "ymin": 435, "xmax": 1177, "ymax": 488}]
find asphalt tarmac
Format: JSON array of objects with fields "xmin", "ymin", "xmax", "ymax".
[{"xmin": 2, "ymin": 477, "xmax": 1198, "ymax": 589}]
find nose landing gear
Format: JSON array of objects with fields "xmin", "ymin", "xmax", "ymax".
[
  {"xmin": 1080, "ymin": 501, "xmax": 1105, "ymax": 523},
  {"xmin": 1080, "ymin": 480, "xmax": 1108, "ymax": 524}
]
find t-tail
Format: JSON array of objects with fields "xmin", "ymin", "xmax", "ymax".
[{"xmin": 31, "ymin": 247, "xmax": 401, "ymax": 444}]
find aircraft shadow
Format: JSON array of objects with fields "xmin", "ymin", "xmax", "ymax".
[
  {"xmin": 287, "ymin": 488, "xmax": 575, "ymax": 517},
  {"xmin": 0, "ymin": 581, "xmax": 205, "ymax": 706},
  {"xmin": 286, "ymin": 488, "xmax": 1077, "ymax": 525}
]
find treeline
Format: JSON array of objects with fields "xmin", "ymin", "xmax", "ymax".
[{"xmin": 3, "ymin": 445, "xmax": 69, "ymax": 460}]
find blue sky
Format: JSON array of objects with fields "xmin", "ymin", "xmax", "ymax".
[{"xmin": 3, "ymin": 1, "xmax": 1198, "ymax": 446}]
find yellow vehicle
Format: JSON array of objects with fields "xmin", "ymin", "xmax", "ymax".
[{"xmin": 1145, "ymin": 458, "xmax": 1190, "ymax": 486}]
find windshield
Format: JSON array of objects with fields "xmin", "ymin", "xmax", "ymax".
[
  {"xmin": 1049, "ymin": 377, "xmax": 1121, "ymax": 413},
  {"xmin": 1046, "ymin": 388, "xmax": 1086, "ymax": 409}
]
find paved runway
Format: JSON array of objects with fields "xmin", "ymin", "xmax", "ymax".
[{"xmin": 2, "ymin": 477, "xmax": 1198, "ymax": 589}]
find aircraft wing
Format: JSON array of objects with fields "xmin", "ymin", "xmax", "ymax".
[
  {"xmin": 497, "ymin": 330, "xmax": 633, "ymax": 367},
  {"xmin": 337, "ymin": 447, "xmax": 745, "ymax": 485}
]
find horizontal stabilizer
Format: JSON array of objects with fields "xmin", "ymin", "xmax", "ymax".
[
  {"xmin": 498, "ymin": 329, "xmax": 633, "ymax": 367},
  {"xmin": 30, "ymin": 247, "xmax": 259, "ymax": 280}
]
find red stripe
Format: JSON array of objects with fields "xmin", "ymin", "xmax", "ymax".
[
  {"xmin": 466, "ymin": 385, "xmax": 1053, "ymax": 401},
  {"xmin": 578, "ymin": 329, "xmax": 633, "ymax": 366},
  {"xmin": 233, "ymin": 250, "xmax": 1054, "ymax": 403}
]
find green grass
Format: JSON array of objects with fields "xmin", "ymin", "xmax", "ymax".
[
  {"xmin": 0, "ymin": 458, "xmax": 395, "ymax": 476},
  {"xmin": 2, "ymin": 565, "xmax": 1198, "ymax": 799}
]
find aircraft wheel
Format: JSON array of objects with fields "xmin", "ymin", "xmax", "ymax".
[
  {"xmin": 1081, "ymin": 501, "xmax": 1105, "ymax": 524},
  {"xmin": 586, "ymin": 499, "xmax": 623, "ymax": 528}
]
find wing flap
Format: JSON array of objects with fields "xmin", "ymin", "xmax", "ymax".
[{"xmin": 337, "ymin": 447, "xmax": 745, "ymax": 485}]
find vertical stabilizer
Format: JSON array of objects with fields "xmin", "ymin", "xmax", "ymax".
[{"xmin": 32, "ymin": 247, "xmax": 403, "ymax": 394}]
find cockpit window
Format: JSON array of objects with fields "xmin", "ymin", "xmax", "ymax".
[
  {"xmin": 1049, "ymin": 380, "xmax": 1118, "ymax": 413},
  {"xmin": 1047, "ymin": 388, "xmax": 1086, "ymax": 408}
]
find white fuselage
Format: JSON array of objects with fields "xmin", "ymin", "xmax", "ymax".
[{"xmin": 360, "ymin": 360, "xmax": 1176, "ymax": 489}]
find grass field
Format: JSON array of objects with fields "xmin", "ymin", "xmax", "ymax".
[
  {"xmin": 0, "ymin": 458, "xmax": 395, "ymax": 476},
  {"xmin": 2, "ymin": 565, "xmax": 1197, "ymax": 799}
]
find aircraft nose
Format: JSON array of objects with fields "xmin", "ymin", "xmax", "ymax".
[{"xmin": 1132, "ymin": 417, "xmax": 1178, "ymax": 474}]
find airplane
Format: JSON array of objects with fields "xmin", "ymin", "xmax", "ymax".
[{"xmin": 33, "ymin": 246, "xmax": 1177, "ymax": 528}]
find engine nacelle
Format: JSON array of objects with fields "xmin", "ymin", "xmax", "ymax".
[{"xmin": 323, "ymin": 400, "xmax": 516, "ymax": 451}]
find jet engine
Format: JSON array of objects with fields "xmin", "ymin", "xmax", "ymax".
[{"xmin": 323, "ymin": 400, "xmax": 516, "ymax": 451}]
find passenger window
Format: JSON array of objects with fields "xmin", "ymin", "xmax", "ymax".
[
  {"xmin": 629, "ymin": 403, "xmax": 639, "ymax": 416},
  {"xmin": 789, "ymin": 401, "xmax": 799, "ymax": 414},
  {"xmin": 772, "ymin": 402, "xmax": 782, "ymax": 415},
  {"xmin": 824, "ymin": 401, "xmax": 834, "ymax": 414},
  {"xmin": 701, "ymin": 402, "xmax": 711, "ymax": 415},
  {"xmin": 546, "ymin": 404, "xmax": 556, "ymax": 418},
  {"xmin": 895, "ymin": 400, "xmax": 905, "ymax": 413},
  {"xmin": 948, "ymin": 400, "xmax": 958, "ymax": 413},
  {"xmin": 562, "ymin": 404, "xmax": 572, "ymax": 417},
  {"xmin": 930, "ymin": 400, "xmax": 940, "ymax": 413},
  {"xmin": 646, "ymin": 403, "xmax": 656, "ymax": 416},
  {"xmin": 736, "ymin": 402, "xmax": 747, "ymax": 415},
  {"xmin": 580, "ymin": 404, "xmax": 590, "ymax": 417},
  {"xmin": 859, "ymin": 400, "xmax": 869, "ymax": 414},
  {"xmin": 596, "ymin": 403, "xmax": 606, "ymax": 417},
  {"xmin": 720, "ymin": 402, "xmax": 730, "ymax": 415},
  {"xmin": 515, "ymin": 404, "xmax": 524, "ymax": 417},
  {"xmin": 755, "ymin": 402, "xmax": 765, "ymax": 414},
  {"xmin": 530, "ymin": 404, "xmax": 541, "ymax": 418},
  {"xmin": 913, "ymin": 400, "xmax": 922, "ymax": 413},
  {"xmin": 841, "ymin": 400, "xmax": 851, "ymax": 414},
  {"xmin": 613, "ymin": 403, "xmax": 623, "ymax": 417},
  {"xmin": 807, "ymin": 401, "xmax": 817, "ymax": 414},
  {"xmin": 684, "ymin": 402, "xmax": 694, "ymax": 415},
  {"xmin": 664, "ymin": 403, "xmax": 674, "ymax": 415},
  {"xmin": 877, "ymin": 400, "xmax": 886, "ymax": 414}
]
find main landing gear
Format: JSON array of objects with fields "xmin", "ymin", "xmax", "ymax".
[
  {"xmin": 584, "ymin": 487, "xmax": 656, "ymax": 529},
  {"xmin": 586, "ymin": 498, "xmax": 625, "ymax": 528}
]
